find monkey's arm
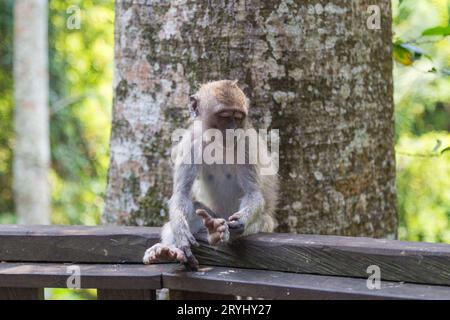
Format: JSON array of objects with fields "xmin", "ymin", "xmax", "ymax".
[
  {"xmin": 165, "ymin": 138, "xmax": 202, "ymax": 269},
  {"xmin": 228, "ymin": 164, "xmax": 266, "ymax": 238},
  {"xmin": 169, "ymin": 163, "xmax": 199, "ymax": 242}
]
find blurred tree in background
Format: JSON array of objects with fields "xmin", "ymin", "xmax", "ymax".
[
  {"xmin": 47, "ymin": 0, "xmax": 113, "ymax": 225},
  {"xmin": 0, "ymin": 0, "xmax": 448, "ymax": 243},
  {"xmin": 0, "ymin": 0, "xmax": 113, "ymax": 226}
]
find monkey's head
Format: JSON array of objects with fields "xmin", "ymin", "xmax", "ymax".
[{"xmin": 189, "ymin": 80, "xmax": 249, "ymax": 133}]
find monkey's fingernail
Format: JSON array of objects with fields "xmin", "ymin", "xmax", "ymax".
[{"xmin": 196, "ymin": 209, "xmax": 208, "ymax": 217}]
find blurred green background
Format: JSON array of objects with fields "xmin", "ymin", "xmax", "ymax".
[
  {"xmin": 0, "ymin": 0, "xmax": 449, "ymax": 252},
  {"xmin": 393, "ymin": 0, "xmax": 450, "ymax": 243},
  {"xmin": 0, "ymin": 0, "xmax": 113, "ymax": 227}
]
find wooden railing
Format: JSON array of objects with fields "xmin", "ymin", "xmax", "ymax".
[{"xmin": 0, "ymin": 225, "xmax": 449, "ymax": 300}]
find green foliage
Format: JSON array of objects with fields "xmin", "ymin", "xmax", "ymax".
[
  {"xmin": 45, "ymin": 288, "xmax": 97, "ymax": 300},
  {"xmin": 48, "ymin": 0, "xmax": 114, "ymax": 225},
  {"xmin": 393, "ymin": 0, "xmax": 450, "ymax": 242},
  {"xmin": 422, "ymin": 25, "xmax": 450, "ymax": 36},
  {"xmin": 0, "ymin": 0, "xmax": 14, "ymax": 219},
  {"xmin": 396, "ymin": 134, "xmax": 450, "ymax": 243},
  {"xmin": 393, "ymin": 0, "xmax": 450, "ymax": 74}
]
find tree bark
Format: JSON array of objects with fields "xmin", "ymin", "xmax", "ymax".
[
  {"xmin": 13, "ymin": 0, "xmax": 50, "ymax": 224},
  {"xmin": 104, "ymin": 0, "xmax": 397, "ymax": 238}
]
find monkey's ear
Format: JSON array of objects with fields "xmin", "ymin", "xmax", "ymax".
[
  {"xmin": 189, "ymin": 94, "xmax": 199, "ymax": 118},
  {"xmin": 231, "ymin": 79, "xmax": 239, "ymax": 86}
]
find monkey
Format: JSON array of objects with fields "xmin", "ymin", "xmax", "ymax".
[{"xmin": 143, "ymin": 80, "xmax": 279, "ymax": 270}]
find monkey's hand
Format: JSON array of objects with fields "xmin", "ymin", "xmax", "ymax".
[
  {"xmin": 196, "ymin": 209, "xmax": 230, "ymax": 245},
  {"xmin": 227, "ymin": 211, "xmax": 246, "ymax": 239}
]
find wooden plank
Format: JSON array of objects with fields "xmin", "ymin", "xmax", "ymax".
[
  {"xmin": 0, "ymin": 263, "xmax": 177, "ymax": 289},
  {"xmin": 192, "ymin": 233, "xmax": 450, "ymax": 286},
  {"xmin": 162, "ymin": 266, "xmax": 450, "ymax": 300},
  {"xmin": 97, "ymin": 289, "xmax": 156, "ymax": 300},
  {"xmin": 0, "ymin": 262, "xmax": 448, "ymax": 300},
  {"xmin": 0, "ymin": 224, "xmax": 159, "ymax": 264},
  {"xmin": 0, "ymin": 287, "xmax": 44, "ymax": 300},
  {"xmin": 0, "ymin": 225, "xmax": 449, "ymax": 285}
]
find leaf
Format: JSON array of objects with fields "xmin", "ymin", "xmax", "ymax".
[
  {"xmin": 393, "ymin": 43, "xmax": 424, "ymax": 65},
  {"xmin": 393, "ymin": 43, "xmax": 414, "ymax": 65},
  {"xmin": 422, "ymin": 26, "xmax": 450, "ymax": 36},
  {"xmin": 441, "ymin": 147, "xmax": 450, "ymax": 155}
]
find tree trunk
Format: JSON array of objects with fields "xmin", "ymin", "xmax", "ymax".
[
  {"xmin": 104, "ymin": 0, "xmax": 397, "ymax": 238},
  {"xmin": 13, "ymin": 0, "xmax": 50, "ymax": 225}
]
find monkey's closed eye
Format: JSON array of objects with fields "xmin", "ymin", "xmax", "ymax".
[{"xmin": 218, "ymin": 111, "xmax": 233, "ymax": 118}]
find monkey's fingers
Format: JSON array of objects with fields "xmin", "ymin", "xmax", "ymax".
[
  {"xmin": 182, "ymin": 246, "xmax": 199, "ymax": 271},
  {"xmin": 160, "ymin": 246, "xmax": 181, "ymax": 261},
  {"xmin": 196, "ymin": 209, "xmax": 212, "ymax": 221},
  {"xmin": 228, "ymin": 212, "xmax": 241, "ymax": 221},
  {"xmin": 206, "ymin": 219, "xmax": 226, "ymax": 234},
  {"xmin": 157, "ymin": 248, "xmax": 173, "ymax": 261},
  {"xmin": 186, "ymin": 231, "xmax": 199, "ymax": 247},
  {"xmin": 208, "ymin": 224, "xmax": 230, "ymax": 245},
  {"xmin": 171, "ymin": 247, "xmax": 187, "ymax": 263},
  {"xmin": 196, "ymin": 209, "xmax": 216, "ymax": 233},
  {"xmin": 143, "ymin": 244, "xmax": 159, "ymax": 264},
  {"xmin": 208, "ymin": 232, "xmax": 222, "ymax": 245},
  {"xmin": 227, "ymin": 219, "xmax": 245, "ymax": 230},
  {"xmin": 212, "ymin": 219, "xmax": 226, "ymax": 228},
  {"xmin": 143, "ymin": 244, "xmax": 187, "ymax": 265}
]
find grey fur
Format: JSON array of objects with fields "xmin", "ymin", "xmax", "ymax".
[{"xmin": 143, "ymin": 82, "xmax": 279, "ymax": 269}]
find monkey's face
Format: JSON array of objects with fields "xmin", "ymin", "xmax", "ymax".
[
  {"xmin": 210, "ymin": 108, "xmax": 246, "ymax": 132},
  {"xmin": 190, "ymin": 80, "xmax": 249, "ymax": 133}
]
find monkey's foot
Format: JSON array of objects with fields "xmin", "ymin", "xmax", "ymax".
[
  {"xmin": 143, "ymin": 243, "xmax": 186, "ymax": 265},
  {"xmin": 196, "ymin": 209, "xmax": 230, "ymax": 245}
]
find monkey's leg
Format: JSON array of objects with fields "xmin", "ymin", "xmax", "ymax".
[{"xmin": 196, "ymin": 209, "xmax": 230, "ymax": 245}]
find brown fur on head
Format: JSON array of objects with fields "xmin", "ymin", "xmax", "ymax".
[{"xmin": 190, "ymin": 80, "xmax": 249, "ymax": 117}]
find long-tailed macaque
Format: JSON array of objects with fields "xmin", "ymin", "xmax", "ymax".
[{"xmin": 143, "ymin": 80, "xmax": 278, "ymax": 270}]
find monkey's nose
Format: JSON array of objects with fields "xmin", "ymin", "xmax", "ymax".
[{"xmin": 227, "ymin": 120, "xmax": 236, "ymax": 130}]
